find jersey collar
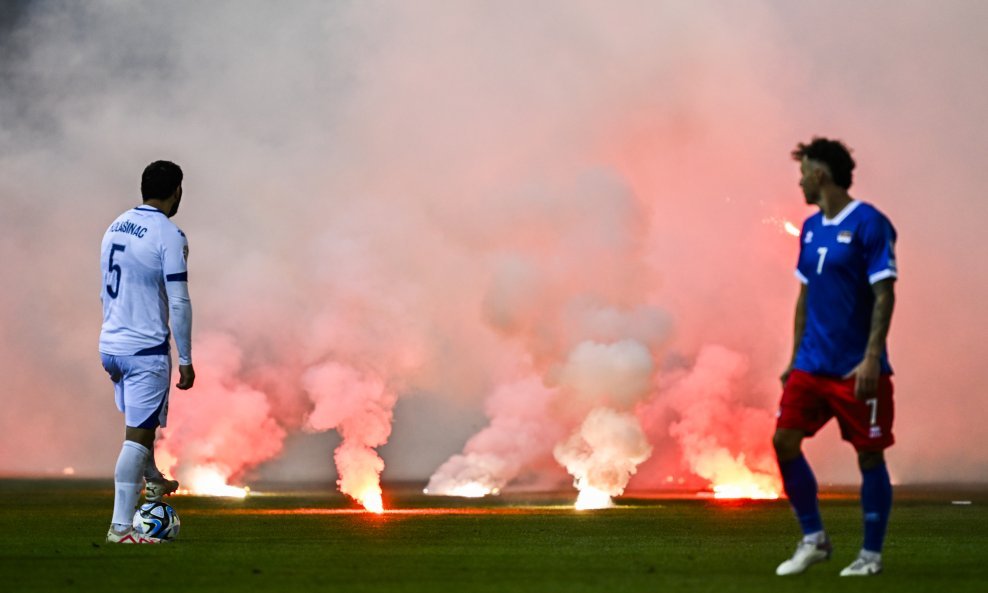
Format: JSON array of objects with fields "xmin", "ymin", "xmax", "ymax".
[
  {"xmin": 821, "ymin": 199, "xmax": 860, "ymax": 226},
  {"xmin": 134, "ymin": 205, "xmax": 166, "ymax": 215}
]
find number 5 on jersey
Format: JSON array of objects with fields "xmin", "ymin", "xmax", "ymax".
[{"xmin": 106, "ymin": 243, "xmax": 126, "ymax": 298}]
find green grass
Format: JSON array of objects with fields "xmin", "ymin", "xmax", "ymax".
[{"xmin": 1, "ymin": 480, "xmax": 985, "ymax": 592}]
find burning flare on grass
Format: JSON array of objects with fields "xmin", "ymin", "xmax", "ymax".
[
  {"xmin": 303, "ymin": 362, "xmax": 396, "ymax": 514},
  {"xmin": 424, "ymin": 378, "xmax": 564, "ymax": 498},
  {"xmin": 424, "ymin": 482, "xmax": 498, "ymax": 498},
  {"xmin": 359, "ymin": 488, "xmax": 384, "ymax": 514},
  {"xmin": 664, "ymin": 345, "xmax": 782, "ymax": 500},
  {"xmin": 695, "ymin": 453, "xmax": 780, "ymax": 500},
  {"xmin": 181, "ymin": 464, "xmax": 250, "ymax": 498},
  {"xmin": 712, "ymin": 480, "xmax": 779, "ymax": 500},
  {"xmin": 574, "ymin": 485, "xmax": 614, "ymax": 510},
  {"xmin": 554, "ymin": 407, "xmax": 653, "ymax": 510}
]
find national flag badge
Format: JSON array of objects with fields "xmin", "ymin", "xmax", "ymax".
[{"xmin": 837, "ymin": 230, "xmax": 853, "ymax": 244}]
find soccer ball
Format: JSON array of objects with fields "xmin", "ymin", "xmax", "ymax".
[{"xmin": 133, "ymin": 501, "xmax": 181, "ymax": 541}]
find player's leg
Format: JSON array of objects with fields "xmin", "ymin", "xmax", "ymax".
[
  {"xmin": 831, "ymin": 374, "xmax": 895, "ymax": 575},
  {"xmin": 144, "ymin": 434, "xmax": 165, "ymax": 481},
  {"xmin": 773, "ymin": 371, "xmax": 833, "ymax": 575},
  {"xmin": 842, "ymin": 449, "xmax": 892, "ymax": 575},
  {"xmin": 774, "ymin": 428, "xmax": 825, "ymax": 538},
  {"xmin": 105, "ymin": 355, "xmax": 171, "ymax": 542},
  {"xmin": 144, "ymin": 449, "xmax": 180, "ymax": 501},
  {"xmin": 109, "ymin": 426, "xmax": 153, "ymax": 534},
  {"xmin": 139, "ymin": 355, "xmax": 180, "ymax": 500},
  {"xmin": 142, "ymin": 433, "xmax": 180, "ymax": 499}
]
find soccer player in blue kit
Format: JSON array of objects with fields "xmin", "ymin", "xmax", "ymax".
[
  {"xmin": 774, "ymin": 138, "xmax": 897, "ymax": 576},
  {"xmin": 100, "ymin": 161, "xmax": 195, "ymax": 543}
]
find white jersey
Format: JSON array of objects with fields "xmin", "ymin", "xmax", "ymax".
[{"xmin": 99, "ymin": 205, "xmax": 192, "ymax": 365}]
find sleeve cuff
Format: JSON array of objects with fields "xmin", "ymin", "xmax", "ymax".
[
  {"xmin": 869, "ymin": 269, "xmax": 898, "ymax": 284},
  {"xmin": 794, "ymin": 269, "xmax": 809, "ymax": 284}
]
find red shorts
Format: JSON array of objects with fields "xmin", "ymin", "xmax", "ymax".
[{"xmin": 776, "ymin": 369, "xmax": 895, "ymax": 451}]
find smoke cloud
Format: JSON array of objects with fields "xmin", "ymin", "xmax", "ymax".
[
  {"xmin": 1, "ymin": 1, "xmax": 986, "ymax": 493},
  {"xmin": 554, "ymin": 407, "xmax": 653, "ymax": 500},
  {"xmin": 156, "ymin": 332, "xmax": 286, "ymax": 484},
  {"xmin": 302, "ymin": 361, "xmax": 396, "ymax": 508}
]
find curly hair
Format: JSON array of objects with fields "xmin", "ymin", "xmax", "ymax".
[{"xmin": 791, "ymin": 137, "xmax": 855, "ymax": 190}]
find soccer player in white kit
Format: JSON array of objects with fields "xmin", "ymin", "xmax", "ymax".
[{"xmin": 100, "ymin": 161, "xmax": 195, "ymax": 543}]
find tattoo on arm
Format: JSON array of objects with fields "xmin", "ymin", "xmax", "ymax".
[{"xmin": 865, "ymin": 279, "xmax": 896, "ymax": 359}]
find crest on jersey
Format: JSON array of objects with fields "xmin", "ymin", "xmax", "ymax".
[
  {"xmin": 837, "ymin": 231, "xmax": 853, "ymax": 244},
  {"xmin": 803, "ymin": 231, "xmax": 814, "ymax": 244}
]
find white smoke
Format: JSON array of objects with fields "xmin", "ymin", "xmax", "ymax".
[
  {"xmin": 554, "ymin": 339, "xmax": 655, "ymax": 408},
  {"xmin": 554, "ymin": 407, "xmax": 653, "ymax": 498}
]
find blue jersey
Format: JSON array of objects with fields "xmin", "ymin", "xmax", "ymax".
[{"xmin": 794, "ymin": 200, "xmax": 897, "ymax": 377}]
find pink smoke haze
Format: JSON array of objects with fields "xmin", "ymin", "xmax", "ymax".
[
  {"xmin": 425, "ymin": 377, "xmax": 566, "ymax": 495},
  {"xmin": 647, "ymin": 345, "xmax": 780, "ymax": 494},
  {"xmin": 0, "ymin": 1, "xmax": 985, "ymax": 491},
  {"xmin": 303, "ymin": 361, "xmax": 396, "ymax": 506},
  {"xmin": 156, "ymin": 333, "xmax": 286, "ymax": 484}
]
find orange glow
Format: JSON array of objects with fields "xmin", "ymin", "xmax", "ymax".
[
  {"xmin": 761, "ymin": 216, "xmax": 801, "ymax": 237},
  {"xmin": 574, "ymin": 486, "xmax": 613, "ymax": 510},
  {"xmin": 711, "ymin": 481, "xmax": 779, "ymax": 500},
  {"xmin": 687, "ymin": 452, "xmax": 781, "ymax": 501},
  {"xmin": 198, "ymin": 507, "xmax": 565, "ymax": 517},
  {"xmin": 359, "ymin": 489, "xmax": 385, "ymax": 514},
  {"xmin": 424, "ymin": 482, "xmax": 498, "ymax": 498},
  {"xmin": 178, "ymin": 465, "xmax": 250, "ymax": 498}
]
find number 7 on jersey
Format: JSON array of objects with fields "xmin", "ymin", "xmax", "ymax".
[{"xmin": 816, "ymin": 246, "xmax": 828, "ymax": 274}]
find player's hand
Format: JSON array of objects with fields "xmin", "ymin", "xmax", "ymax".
[
  {"xmin": 844, "ymin": 356, "xmax": 879, "ymax": 400},
  {"xmin": 177, "ymin": 364, "xmax": 195, "ymax": 390}
]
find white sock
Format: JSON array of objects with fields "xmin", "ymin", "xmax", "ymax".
[
  {"xmin": 802, "ymin": 530, "xmax": 827, "ymax": 545},
  {"xmin": 112, "ymin": 441, "xmax": 149, "ymax": 527}
]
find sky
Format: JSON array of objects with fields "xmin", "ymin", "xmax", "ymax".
[{"xmin": 0, "ymin": 0, "xmax": 986, "ymax": 490}]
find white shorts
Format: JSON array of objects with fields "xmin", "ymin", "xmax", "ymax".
[{"xmin": 101, "ymin": 353, "xmax": 171, "ymax": 429}]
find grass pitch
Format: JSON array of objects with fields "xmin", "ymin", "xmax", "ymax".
[{"xmin": 1, "ymin": 480, "xmax": 985, "ymax": 592}]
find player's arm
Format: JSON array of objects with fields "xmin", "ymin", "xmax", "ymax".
[
  {"xmin": 781, "ymin": 282, "xmax": 808, "ymax": 385},
  {"xmin": 846, "ymin": 215, "xmax": 898, "ymax": 399},
  {"xmin": 865, "ymin": 279, "xmax": 895, "ymax": 361},
  {"xmin": 847, "ymin": 278, "xmax": 895, "ymax": 399},
  {"xmin": 162, "ymin": 228, "xmax": 195, "ymax": 390}
]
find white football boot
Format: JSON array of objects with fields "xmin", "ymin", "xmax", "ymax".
[
  {"xmin": 145, "ymin": 478, "xmax": 179, "ymax": 501},
  {"xmin": 840, "ymin": 554, "xmax": 883, "ymax": 576},
  {"xmin": 775, "ymin": 536, "xmax": 832, "ymax": 575},
  {"xmin": 106, "ymin": 527, "xmax": 163, "ymax": 544}
]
